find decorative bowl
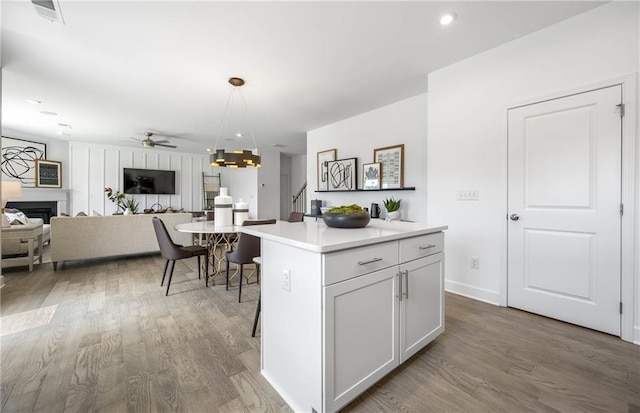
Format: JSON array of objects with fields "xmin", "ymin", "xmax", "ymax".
[
  {"xmin": 320, "ymin": 207, "xmax": 331, "ymax": 214},
  {"xmin": 322, "ymin": 212, "xmax": 371, "ymax": 228}
]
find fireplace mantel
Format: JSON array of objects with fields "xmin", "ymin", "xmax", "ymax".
[{"xmin": 18, "ymin": 188, "xmax": 70, "ymax": 215}]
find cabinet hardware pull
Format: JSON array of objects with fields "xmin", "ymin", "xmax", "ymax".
[
  {"xmin": 404, "ymin": 270, "xmax": 409, "ymax": 299},
  {"xmin": 398, "ymin": 272, "xmax": 403, "ymax": 302},
  {"xmin": 419, "ymin": 244, "xmax": 437, "ymax": 250},
  {"xmin": 358, "ymin": 257, "xmax": 383, "ymax": 265}
]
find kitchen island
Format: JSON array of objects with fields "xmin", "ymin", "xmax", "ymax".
[{"xmin": 241, "ymin": 220, "xmax": 447, "ymax": 413}]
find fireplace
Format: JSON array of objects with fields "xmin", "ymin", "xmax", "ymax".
[{"xmin": 5, "ymin": 201, "xmax": 57, "ymax": 224}]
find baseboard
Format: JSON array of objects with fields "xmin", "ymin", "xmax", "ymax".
[{"xmin": 445, "ymin": 279, "xmax": 500, "ymax": 306}]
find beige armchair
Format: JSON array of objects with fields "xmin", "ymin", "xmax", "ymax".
[{"xmin": 1, "ymin": 218, "xmax": 49, "ymax": 271}]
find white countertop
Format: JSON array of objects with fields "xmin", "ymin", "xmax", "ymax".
[{"xmin": 240, "ymin": 220, "xmax": 447, "ymax": 253}]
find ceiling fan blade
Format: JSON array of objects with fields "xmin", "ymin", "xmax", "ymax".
[
  {"xmin": 153, "ymin": 139, "xmax": 170, "ymax": 144},
  {"xmin": 155, "ymin": 143, "xmax": 177, "ymax": 149},
  {"xmin": 130, "ymin": 137, "xmax": 143, "ymax": 142}
]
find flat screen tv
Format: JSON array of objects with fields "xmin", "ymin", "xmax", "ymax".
[{"xmin": 123, "ymin": 168, "xmax": 176, "ymax": 194}]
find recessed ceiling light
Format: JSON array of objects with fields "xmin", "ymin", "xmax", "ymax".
[
  {"xmin": 271, "ymin": 143, "xmax": 286, "ymax": 148},
  {"xmin": 236, "ymin": 133, "xmax": 243, "ymax": 138},
  {"xmin": 440, "ymin": 12, "xmax": 457, "ymax": 25},
  {"xmin": 26, "ymin": 99, "xmax": 42, "ymax": 105},
  {"xmin": 57, "ymin": 123, "xmax": 72, "ymax": 129},
  {"xmin": 40, "ymin": 110, "xmax": 58, "ymax": 116}
]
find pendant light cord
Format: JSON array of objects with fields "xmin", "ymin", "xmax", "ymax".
[{"xmin": 212, "ymin": 82, "xmax": 259, "ymax": 155}]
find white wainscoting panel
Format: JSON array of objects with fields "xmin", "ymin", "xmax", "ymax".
[{"xmin": 69, "ymin": 142, "xmax": 213, "ymax": 216}]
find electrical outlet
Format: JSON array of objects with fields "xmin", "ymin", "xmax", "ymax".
[
  {"xmin": 470, "ymin": 257, "xmax": 480, "ymax": 269},
  {"xmin": 458, "ymin": 189, "xmax": 479, "ymax": 201},
  {"xmin": 283, "ymin": 270, "xmax": 291, "ymax": 291}
]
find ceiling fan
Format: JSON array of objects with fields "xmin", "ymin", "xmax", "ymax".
[{"xmin": 131, "ymin": 132, "xmax": 177, "ymax": 149}]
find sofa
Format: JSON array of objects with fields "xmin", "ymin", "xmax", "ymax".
[
  {"xmin": 50, "ymin": 212, "xmax": 192, "ymax": 270},
  {"xmin": 2, "ymin": 218, "xmax": 50, "ymax": 271}
]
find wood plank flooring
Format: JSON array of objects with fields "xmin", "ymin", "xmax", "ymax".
[{"xmin": 1, "ymin": 254, "xmax": 638, "ymax": 412}]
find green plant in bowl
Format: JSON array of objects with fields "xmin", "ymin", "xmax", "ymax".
[{"xmin": 323, "ymin": 204, "xmax": 370, "ymax": 228}]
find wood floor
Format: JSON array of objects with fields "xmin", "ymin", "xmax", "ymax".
[{"xmin": 1, "ymin": 253, "xmax": 638, "ymax": 413}]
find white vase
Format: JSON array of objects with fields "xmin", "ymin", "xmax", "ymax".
[
  {"xmin": 233, "ymin": 198, "xmax": 249, "ymax": 225},
  {"xmin": 386, "ymin": 210, "xmax": 400, "ymax": 221},
  {"xmin": 214, "ymin": 187, "xmax": 233, "ymax": 227},
  {"xmin": 124, "ymin": 208, "xmax": 133, "ymax": 215}
]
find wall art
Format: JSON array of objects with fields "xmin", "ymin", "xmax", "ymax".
[
  {"xmin": 317, "ymin": 148, "xmax": 336, "ymax": 191},
  {"xmin": 374, "ymin": 144, "xmax": 404, "ymax": 189},
  {"xmin": 36, "ymin": 159, "xmax": 62, "ymax": 188},
  {"xmin": 1, "ymin": 137, "xmax": 47, "ymax": 187},
  {"xmin": 327, "ymin": 157, "xmax": 357, "ymax": 191},
  {"xmin": 362, "ymin": 162, "xmax": 381, "ymax": 190}
]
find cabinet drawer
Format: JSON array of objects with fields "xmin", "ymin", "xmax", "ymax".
[
  {"xmin": 399, "ymin": 232, "xmax": 444, "ymax": 263},
  {"xmin": 323, "ymin": 241, "xmax": 399, "ymax": 286}
]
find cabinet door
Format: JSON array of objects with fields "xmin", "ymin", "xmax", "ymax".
[
  {"xmin": 399, "ymin": 253, "xmax": 444, "ymax": 363},
  {"xmin": 323, "ymin": 266, "xmax": 400, "ymax": 412}
]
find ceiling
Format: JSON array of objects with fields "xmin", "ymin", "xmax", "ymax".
[{"xmin": 1, "ymin": 1, "xmax": 604, "ymax": 156}]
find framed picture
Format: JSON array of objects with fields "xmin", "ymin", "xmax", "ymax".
[
  {"xmin": 374, "ymin": 144, "xmax": 404, "ymax": 189},
  {"xmin": 362, "ymin": 162, "xmax": 381, "ymax": 190},
  {"xmin": 327, "ymin": 158, "xmax": 357, "ymax": 191},
  {"xmin": 317, "ymin": 148, "xmax": 337, "ymax": 191},
  {"xmin": 35, "ymin": 160, "xmax": 62, "ymax": 188},
  {"xmin": 1, "ymin": 136, "xmax": 47, "ymax": 187}
]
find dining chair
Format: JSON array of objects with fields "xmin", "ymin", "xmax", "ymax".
[
  {"xmin": 287, "ymin": 211, "xmax": 304, "ymax": 222},
  {"xmin": 251, "ymin": 256, "xmax": 262, "ymax": 337},
  {"xmin": 153, "ymin": 217, "xmax": 208, "ymax": 296},
  {"xmin": 225, "ymin": 219, "xmax": 276, "ymax": 302}
]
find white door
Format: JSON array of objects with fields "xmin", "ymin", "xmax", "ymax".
[{"xmin": 507, "ymin": 85, "xmax": 622, "ymax": 336}]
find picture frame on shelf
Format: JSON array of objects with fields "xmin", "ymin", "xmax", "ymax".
[
  {"xmin": 362, "ymin": 162, "xmax": 381, "ymax": 190},
  {"xmin": 374, "ymin": 144, "xmax": 404, "ymax": 189},
  {"xmin": 35, "ymin": 159, "xmax": 62, "ymax": 188},
  {"xmin": 1, "ymin": 136, "xmax": 46, "ymax": 187},
  {"xmin": 327, "ymin": 158, "xmax": 357, "ymax": 191},
  {"xmin": 317, "ymin": 148, "xmax": 337, "ymax": 191}
]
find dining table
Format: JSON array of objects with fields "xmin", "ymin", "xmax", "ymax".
[{"xmin": 175, "ymin": 220, "xmax": 242, "ymax": 286}]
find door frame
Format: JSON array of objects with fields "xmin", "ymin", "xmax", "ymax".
[{"xmin": 501, "ymin": 74, "xmax": 637, "ymax": 342}]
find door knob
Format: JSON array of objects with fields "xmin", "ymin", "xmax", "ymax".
[{"xmin": 510, "ymin": 214, "xmax": 520, "ymax": 221}]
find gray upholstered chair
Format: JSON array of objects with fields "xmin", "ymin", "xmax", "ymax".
[
  {"xmin": 287, "ymin": 211, "xmax": 304, "ymax": 222},
  {"xmin": 152, "ymin": 217, "xmax": 208, "ymax": 296},
  {"xmin": 225, "ymin": 219, "xmax": 276, "ymax": 302}
]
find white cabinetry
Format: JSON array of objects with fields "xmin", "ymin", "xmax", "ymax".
[
  {"xmin": 323, "ymin": 266, "xmax": 399, "ymax": 412},
  {"xmin": 323, "ymin": 232, "xmax": 444, "ymax": 411},
  {"xmin": 246, "ymin": 221, "xmax": 446, "ymax": 413}
]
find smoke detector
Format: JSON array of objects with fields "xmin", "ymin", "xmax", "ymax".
[{"xmin": 31, "ymin": 0, "xmax": 65, "ymax": 24}]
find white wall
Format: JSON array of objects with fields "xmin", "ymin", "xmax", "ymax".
[
  {"xmin": 307, "ymin": 93, "xmax": 428, "ymax": 223},
  {"xmin": 228, "ymin": 167, "xmax": 257, "ymax": 218},
  {"xmin": 69, "ymin": 141, "xmax": 215, "ymax": 215},
  {"xmin": 426, "ymin": 2, "xmax": 639, "ymax": 339}
]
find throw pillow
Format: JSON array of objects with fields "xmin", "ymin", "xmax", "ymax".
[
  {"xmin": 76, "ymin": 211, "xmax": 87, "ymax": 217},
  {"xmin": 91, "ymin": 210, "xmax": 102, "ymax": 217},
  {"xmin": 4, "ymin": 209, "xmax": 30, "ymax": 225}
]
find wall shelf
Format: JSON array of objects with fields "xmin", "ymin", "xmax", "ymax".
[{"xmin": 315, "ymin": 187, "xmax": 415, "ymax": 193}]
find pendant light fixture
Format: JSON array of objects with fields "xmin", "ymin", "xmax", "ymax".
[{"xmin": 210, "ymin": 77, "xmax": 262, "ymax": 168}]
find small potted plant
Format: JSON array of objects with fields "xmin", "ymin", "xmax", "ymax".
[
  {"xmin": 383, "ymin": 197, "xmax": 402, "ymax": 221},
  {"xmin": 121, "ymin": 197, "xmax": 140, "ymax": 215}
]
